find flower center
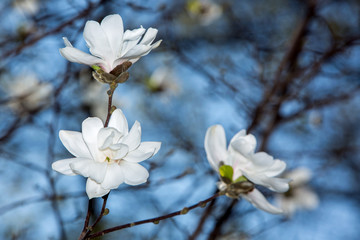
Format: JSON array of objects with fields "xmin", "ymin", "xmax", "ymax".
[{"xmin": 104, "ymin": 156, "xmax": 120, "ymax": 165}]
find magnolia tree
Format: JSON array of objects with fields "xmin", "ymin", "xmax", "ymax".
[
  {"xmin": 1, "ymin": 0, "xmax": 359, "ymax": 239},
  {"xmin": 49, "ymin": 14, "xmax": 293, "ymax": 239}
]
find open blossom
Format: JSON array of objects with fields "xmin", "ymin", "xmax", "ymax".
[
  {"xmin": 60, "ymin": 14, "xmax": 161, "ymax": 73},
  {"xmin": 275, "ymin": 167, "xmax": 319, "ymax": 216},
  {"xmin": 205, "ymin": 125, "xmax": 290, "ymax": 214},
  {"xmin": 52, "ymin": 109, "xmax": 161, "ymax": 199}
]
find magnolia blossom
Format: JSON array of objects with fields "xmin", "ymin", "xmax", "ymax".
[
  {"xmin": 4, "ymin": 74, "xmax": 53, "ymax": 113},
  {"xmin": 52, "ymin": 109, "xmax": 161, "ymax": 199},
  {"xmin": 275, "ymin": 167, "xmax": 319, "ymax": 216},
  {"xmin": 205, "ymin": 125, "xmax": 290, "ymax": 214},
  {"xmin": 60, "ymin": 14, "xmax": 162, "ymax": 73}
]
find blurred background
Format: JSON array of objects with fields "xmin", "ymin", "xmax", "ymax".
[{"xmin": 0, "ymin": 0, "xmax": 359, "ymax": 239}]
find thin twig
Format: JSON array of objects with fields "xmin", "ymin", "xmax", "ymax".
[
  {"xmin": 81, "ymin": 194, "xmax": 110, "ymax": 239},
  {"xmin": 78, "ymin": 200, "xmax": 93, "ymax": 240},
  {"xmin": 86, "ymin": 192, "xmax": 223, "ymax": 239}
]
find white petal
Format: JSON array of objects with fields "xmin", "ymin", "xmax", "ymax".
[
  {"xmin": 122, "ymin": 44, "xmax": 153, "ymax": 59},
  {"xmin": 244, "ymin": 173, "xmax": 290, "ymax": 192},
  {"xmin": 82, "ymin": 117, "xmax": 103, "ymax": 161},
  {"xmin": 241, "ymin": 188, "xmax": 283, "ymax": 214},
  {"xmin": 123, "ymin": 121, "xmax": 141, "ymax": 151},
  {"xmin": 150, "ymin": 39, "xmax": 162, "ymax": 49},
  {"xmin": 70, "ymin": 160, "xmax": 107, "ymax": 184},
  {"xmin": 101, "ymin": 14, "xmax": 124, "ymax": 58},
  {"xmin": 119, "ymin": 161, "xmax": 149, "ymax": 185},
  {"xmin": 59, "ymin": 130, "xmax": 92, "ymax": 158},
  {"xmin": 126, "ymin": 40, "xmax": 161, "ymax": 65},
  {"xmin": 264, "ymin": 159, "xmax": 287, "ymax": 177},
  {"xmin": 112, "ymin": 144, "xmax": 129, "ymax": 159},
  {"xmin": 140, "ymin": 141, "xmax": 161, "ymax": 155},
  {"xmin": 52, "ymin": 158, "xmax": 84, "ymax": 175},
  {"xmin": 230, "ymin": 130, "xmax": 257, "ymax": 155},
  {"xmin": 251, "ymin": 152, "xmax": 274, "ymax": 168},
  {"xmin": 83, "ymin": 20, "xmax": 114, "ymax": 61},
  {"xmin": 62, "ymin": 37, "xmax": 73, "ymax": 47},
  {"xmin": 101, "ymin": 164, "xmax": 125, "ymax": 190},
  {"xmin": 123, "ymin": 141, "xmax": 161, "ymax": 162},
  {"xmin": 97, "ymin": 127, "xmax": 121, "ymax": 150},
  {"xmin": 123, "ymin": 27, "xmax": 146, "ymax": 41},
  {"xmin": 86, "ymin": 178, "xmax": 110, "ymax": 199},
  {"xmin": 121, "ymin": 28, "xmax": 146, "ymax": 56},
  {"xmin": 123, "ymin": 149, "xmax": 153, "ymax": 163},
  {"xmin": 59, "ymin": 47, "xmax": 105, "ymax": 67},
  {"xmin": 204, "ymin": 125, "xmax": 228, "ymax": 170},
  {"xmin": 108, "ymin": 109, "xmax": 128, "ymax": 135},
  {"xmin": 264, "ymin": 177, "xmax": 291, "ymax": 192},
  {"xmin": 140, "ymin": 28, "xmax": 158, "ymax": 45}
]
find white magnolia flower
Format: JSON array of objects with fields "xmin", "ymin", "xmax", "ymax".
[
  {"xmin": 205, "ymin": 125, "xmax": 290, "ymax": 214},
  {"xmin": 275, "ymin": 167, "xmax": 319, "ymax": 216},
  {"xmin": 52, "ymin": 109, "xmax": 161, "ymax": 199},
  {"xmin": 3, "ymin": 74, "xmax": 53, "ymax": 113},
  {"xmin": 60, "ymin": 14, "xmax": 162, "ymax": 73}
]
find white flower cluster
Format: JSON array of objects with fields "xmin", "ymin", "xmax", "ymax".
[{"xmin": 54, "ymin": 14, "xmax": 295, "ymax": 217}]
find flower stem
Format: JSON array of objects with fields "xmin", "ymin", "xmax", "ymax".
[
  {"xmin": 85, "ymin": 192, "xmax": 223, "ymax": 239},
  {"xmin": 78, "ymin": 199, "xmax": 93, "ymax": 240},
  {"xmin": 80, "ymin": 193, "xmax": 110, "ymax": 240},
  {"xmin": 104, "ymin": 84, "xmax": 116, "ymax": 128}
]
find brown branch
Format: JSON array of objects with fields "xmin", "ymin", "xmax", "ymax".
[
  {"xmin": 104, "ymin": 87, "xmax": 115, "ymax": 128},
  {"xmin": 189, "ymin": 191, "xmax": 218, "ymax": 240},
  {"xmin": 281, "ymin": 87, "xmax": 360, "ymax": 123},
  {"xmin": 86, "ymin": 192, "xmax": 223, "ymax": 239},
  {"xmin": 79, "ymin": 194, "xmax": 110, "ymax": 240},
  {"xmin": 208, "ymin": 199, "xmax": 237, "ymax": 240},
  {"xmin": 247, "ymin": 0, "xmax": 317, "ymax": 133}
]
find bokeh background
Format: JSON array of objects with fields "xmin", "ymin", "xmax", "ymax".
[{"xmin": 0, "ymin": 0, "xmax": 359, "ymax": 239}]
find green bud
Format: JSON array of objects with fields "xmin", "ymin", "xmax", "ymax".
[
  {"xmin": 225, "ymin": 181, "xmax": 255, "ymax": 198},
  {"xmin": 219, "ymin": 165, "xmax": 234, "ymax": 183},
  {"xmin": 91, "ymin": 65, "xmax": 101, "ymax": 71},
  {"xmin": 103, "ymin": 208, "xmax": 110, "ymax": 216},
  {"xmin": 234, "ymin": 175, "xmax": 248, "ymax": 183},
  {"xmin": 180, "ymin": 207, "xmax": 189, "ymax": 215},
  {"xmin": 110, "ymin": 106, "xmax": 117, "ymax": 114},
  {"xmin": 199, "ymin": 202, "xmax": 207, "ymax": 208},
  {"xmin": 153, "ymin": 220, "xmax": 160, "ymax": 224}
]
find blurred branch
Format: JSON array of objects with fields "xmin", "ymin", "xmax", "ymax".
[{"xmin": 1, "ymin": 0, "xmax": 107, "ymax": 59}]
